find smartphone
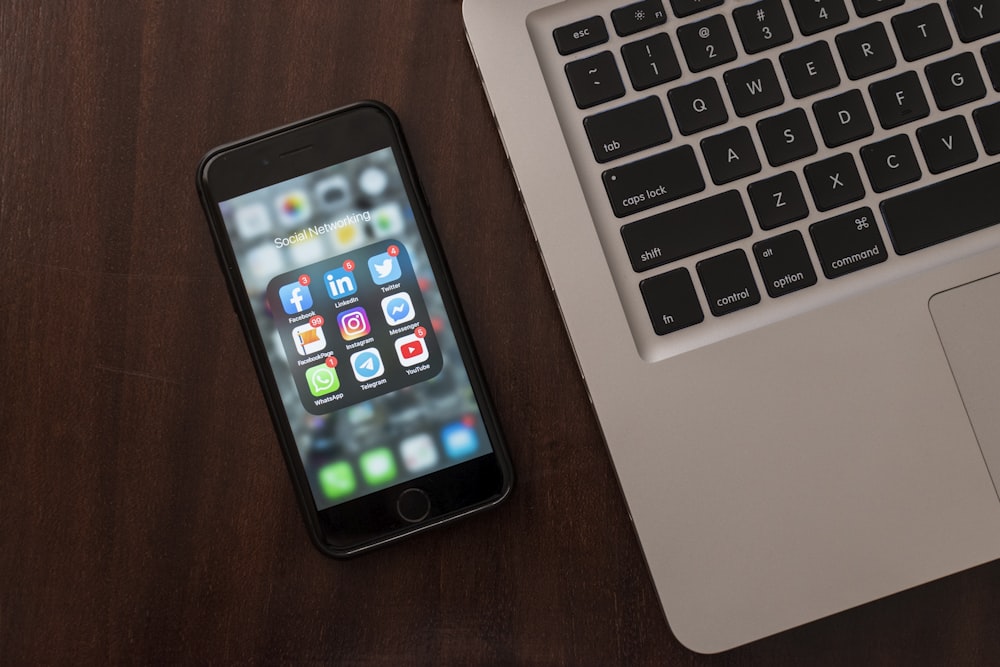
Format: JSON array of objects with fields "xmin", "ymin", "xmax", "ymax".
[{"xmin": 197, "ymin": 102, "xmax": 513, "ymax": 556}]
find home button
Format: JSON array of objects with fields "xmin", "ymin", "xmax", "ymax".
[{"xmin": 396, "ymin": 488, "xmax": 430, "ymax": 523}]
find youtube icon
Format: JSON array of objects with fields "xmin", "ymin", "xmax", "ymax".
[{"xmin": 394, "ymin": 332, "xmax": 429, "ymax": 366}]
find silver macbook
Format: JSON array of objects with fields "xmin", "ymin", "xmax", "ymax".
[{"xmin": 464, "ymin": 0, "xmax": 1000, "ymax": 652}]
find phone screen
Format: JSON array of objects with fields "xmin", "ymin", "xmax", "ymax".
[{"xmin": 217, "ymin": 146, "xmax": 494, "ymax": 511}]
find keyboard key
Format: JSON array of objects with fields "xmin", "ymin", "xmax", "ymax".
[
  {"xmin": 724, "ymin": 59, "xmax": 785, "ymax": 117},
  {"xmin": 860, "ymin": 134, "xmax": 922, "ymax": 192},
  {"xmin": 983, "ymin": 42, "xmax": 1000, "ymax": 90},
  {"xmin": 565, "ymin": 52, "xmax": 626, "ymax": 109},
  {"xmin": 757, "ymin": 108, "xmax": 819, "ymax": 165},
  {"xmin": 553, "ymin": 16, "xmax": 609, "ymax": 55},
  {"xmin": 836, "ymin": 23, "xmax": 897, "ymax": 80},
  {"xmin": 670, "ymin": 0, "xmax": 724, "ymax": 18},
  {"xmin": 621, "ymin": 33, "xmax": 682, "ymax": 90},
  {"xmin": 696, "ymin": 249, "xmax": 762, "ymax": 316},
  {"xmin": 948, "ymin": 0, "xmax": 1000, "ymax": 42},
  {"xmin": 640, "ymin": 268, "xmax": 704, "ymax": 335},
  {"xmin": 789, "ymin": 0, "xmax": 849, "ymax": 35},
  {"xmin": 753, "ymin": 230, "xmax": 818, "ymax": 297},
  {"xmin": 602, "ymin": 145, "xmax": 705, "ymax": 218},
  {"xmin": 869, "ymin": 71, "xmax": 931, "ymax": 128},
  {"xmin": 813, "ymin": 89, "xmax": 875, "ymax": 147},
  {"xmin": 804, "ymin": 152, "xmax": 865, "ymax": 211},
  {"xmin": 851, "ymin": 0, "xmax": 904, "ymax": 18},
  {"xmin": 677, "ymin": 15, "xmax": 737, "ymax": 72},
  {"xmin": 809, "ymin": 207, "xmax": 888, "ymax": 278},
  {"xmin": 881, "ymin": 161, "xmax": 1000, "ymax": 254},
  {"xmin": 621, "ymin": 190, "xmax": 752, "ymax": 271},
  {"xmin": 780, "ymin": 41, "xmax": 841, "ymax": 98},
  {"xmin": 973, "ymin": 102, "xmax": 1000, "ymax": 153},
  {"xmin": 925, "ymin": 52, "xmax": 987, "ymax": 110},
  {"xmin": 584, "ymin": 97, "xmax": 673, "ymax": 163},
  {"xmin": 893, "ymin": 5, "xmax": 953, "ymax": 61},
  {"xmin": 667, "ymin": 77, "xmax": 729, "ymax": 134},
  {"xmin": 748, "ymin": 171, "xmax": 810, "ymax": 229},
  {"xmin": 916, "ymin": 115, "xmax": 978, "ymax": 173},
  {"xmin": 612, "ymin": 0, "xmax": 668, "ymax": 37},
  {"xmin": 701, "ymin": 126, "xmax": 762, "ymax": 184},
  {"xmin": 733, "ymin": 0, "xmax": 794, "ymax": 54}
]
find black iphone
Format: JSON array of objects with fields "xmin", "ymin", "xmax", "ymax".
[{"xmin": 197, "ymin": 102, "xmax": 513, "ymax": 556}]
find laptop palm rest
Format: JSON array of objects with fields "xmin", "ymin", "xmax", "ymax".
[{"xmin": 930, "ymin": 272, "xmax": 1000, "ymax": 497}]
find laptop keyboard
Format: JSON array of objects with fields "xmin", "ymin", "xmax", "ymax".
[{"xmin": 538, "ymin": 0, "xmax": 1000, "ymax": 340}]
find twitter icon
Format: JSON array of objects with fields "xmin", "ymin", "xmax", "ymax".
[{"xmin": 367, "ymin": 251, "xmax": 401, "ymax": 285}]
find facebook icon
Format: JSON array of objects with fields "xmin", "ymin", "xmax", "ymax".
[
  {"xmin": 278, "ymin": 282, "xmax": 313, "ymax": 314},
  {"xmin": 324, "ymin": 267, "xmax": 358, "ymax": 299}
]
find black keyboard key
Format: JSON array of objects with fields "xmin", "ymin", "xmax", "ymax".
[
  {"xmin": 553, "ymin": 16, "xmax": 609, "ymax": 55},
  {"xmin": 881, "ymin": 161, "xmax": 1000, "ymax": 254},
  {"xmin": 640, "ymin": 268, "xmax": 704, "ymax": 335},
  {"xmin": 780, "ymin": 42, "xmax": 841, "ymax": 98},
  {"xmin": 677, "ymin": 15, "xmax": 737, "ymax": 72},
  {"xmin": 893, "ymin": 5, "xmax": 953, "ymax": 61},
  {"xmin": 836, "ymin": 23, "xmax": 897, "ymax": 80},
  {"xmin": 810, "ymin": 207, "xmax": 888, "ymax": 278},
  {"xmin": 584, "ymin": 97, "xmax": 673, "ymax": 163},
  {"xmin": 926, "ymin": 52, "xmax": 987, "ymax": 110},
  {"xmin": 701, "ymin": 127, "xmax": 763, "ymax": 184},
  {"xmin": 697, "ymin": 250, "xmax": 762, "ymax": 316},
  {"xmin": 973, "ymin": 102, "xmax": 1000, "ymax": 153},
  {"xmin": 612, "ymin": 0, "xmax": 668, "ymax": 37},
  {"xmin": 860, "ymin": 134, "xmax": 922, "ymax": 192},
  {"xmin": 668, "ymin": 77, "xmax": 729, "ymax": 134},
  {"xmin": 869, "ymin": 71, "xmax": 931, "ymax": 128},
  {"xmin": 851, "ymin": 0, "xmax": 904, "ymax": 18},
  {"xmin": 804, "ymin": 152, "xmax": 865, "ymax": 211},
  {"xmin": 621, "ymin": 190, "xmax": 752, "ymax": 271},
  {"xmin": 724, "ymin": 59, "xmax": 785, "ymax": 117},
  {"xmin": 733, "ymin": 0, "xmax": 794, "ymax": 54},
  {"xmin": 813, "ymin": 89, "xmax": 875, "ymax": 147},
  {"xmin": 983, "ymin": 42, "xmax": 1000, "ymax": 90},
  {"xmin": 757, "ymin": 108, "xmax": 819, "ymax": 165},
  {"xmin": 602, "ymin": 145, "xmax": 705, "ymax": 218},
  {"xmin": 670, "ymin": 0, "xmax": 724, "ymax": 18},
  {"xmin": 748, "ymin": 171, "xmax": 810, "ymax": 229},
  {"xmin": 621, "ymin": 33, "xmax": 682, "ymax": 90},
  {"xmin": 753, "ymin": 230, "xmax": 818, "ymax": 297},
  {"xmin": 789, "ymin": 0, "xmax": 849, "ymax": 35},
  {"xmin": 916, "ymin": 115, "xmax": 978, "ymax": 173},
  {"xmin": 949, "ymin": 0, "xmax": 1000, "ymax": 42},
  {"xmin": 565, "ymin": 52, "xmax": 626, "ymax": 109}
]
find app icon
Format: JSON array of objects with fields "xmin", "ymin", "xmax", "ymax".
[
  {"xmin": 350, "ymin": 348, "xmax": 385, "ymax": 382},
  {"xmin": 359, "ymin": 447, "xmax": 397, "ymax": 486},
  {"xmin": 394, "ymin": 333, "xmax": 429, "ymax": 366},
  {"xmin": 234, "ymin": 203, "xmax": 271, "ymax": 239},
  {"xmin": 314, "ymin": 175, "xmax": 350, "ymax": 211},
  {"xmin": 292, "ymin": 323, "xmax": 327, "ymax": 355},
  {"xmin": 381, "ymin": 292, "xmax": 415, "ymax": 326},
  {"xmin": 318, "ymin": 461, "xmax": 356, "ymax": 499},
  {"xmin": 441, "ymin": 421, "xmax": 479, "ymax": 459},
  {"xmin": 278, "ymin": 282, "xmax": 313, "ymax": 314},
  {"xmin": 276, "ymin": 190, "xmax": 311, "ymax": 226},
  {"xmin": 371, "ymin": 203, "xmax": 405, "ymax": 237},
  {"xmin": 359, "ymin": 166, "xmax": 388, "ymax": 196},
  {"xmin": 305, "ymin": 364, "xmax": 340, "ymax": 397},
  {"xmin": 324, "ymin": 266, "xmax": 358, "ymax": 299},
  {"xmin": 368, "ymin": 252, "xmax": 401, "ymax": 285},
  {"xmin": 337, "ymin": 307, "xmax": 371, "ymax": 341},
  {"xmin": 400, "ymin": 433, "xmax": 439, "ymax": 473}
]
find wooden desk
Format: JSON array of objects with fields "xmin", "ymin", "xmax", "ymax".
[{"xmin": 3, "ymin": 2, "xmax": 1000, "ymax": 663}]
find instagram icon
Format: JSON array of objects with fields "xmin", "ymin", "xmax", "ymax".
[{"xmin": 337, "ymin": 307, "xmax": 371, "ymax": 341}]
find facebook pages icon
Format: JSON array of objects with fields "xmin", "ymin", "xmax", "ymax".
[{"xmin": 278, "ymin": 282, "xmax": 313, "ymax": 314}]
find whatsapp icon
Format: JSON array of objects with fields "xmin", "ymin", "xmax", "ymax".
[{"xmin": 305, "ymin": 364, "xmax": 340, "ymax": 397}]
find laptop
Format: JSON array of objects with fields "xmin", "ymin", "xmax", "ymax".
[{"xmin": 463, "ymin": 0, "xmax": 1000, "ymax": 653}]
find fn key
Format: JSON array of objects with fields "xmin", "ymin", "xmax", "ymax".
[{"xmin": 641, "ymin": 268, "xmax": 704, "ymax": 335}]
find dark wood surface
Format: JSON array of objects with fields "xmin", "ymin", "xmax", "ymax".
[{"xmin": 4, "ymin": 1, "xmax": 1000, "ymax": 663}]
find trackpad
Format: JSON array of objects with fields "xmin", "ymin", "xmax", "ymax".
[{"xmin": 930, "ymin": 272, "xmax": 1000, "ymax": 483}]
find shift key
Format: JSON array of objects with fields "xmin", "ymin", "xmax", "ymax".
[{"xmin": 602, "ymin": 145, "xmax": 705, "ymax": 218}]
